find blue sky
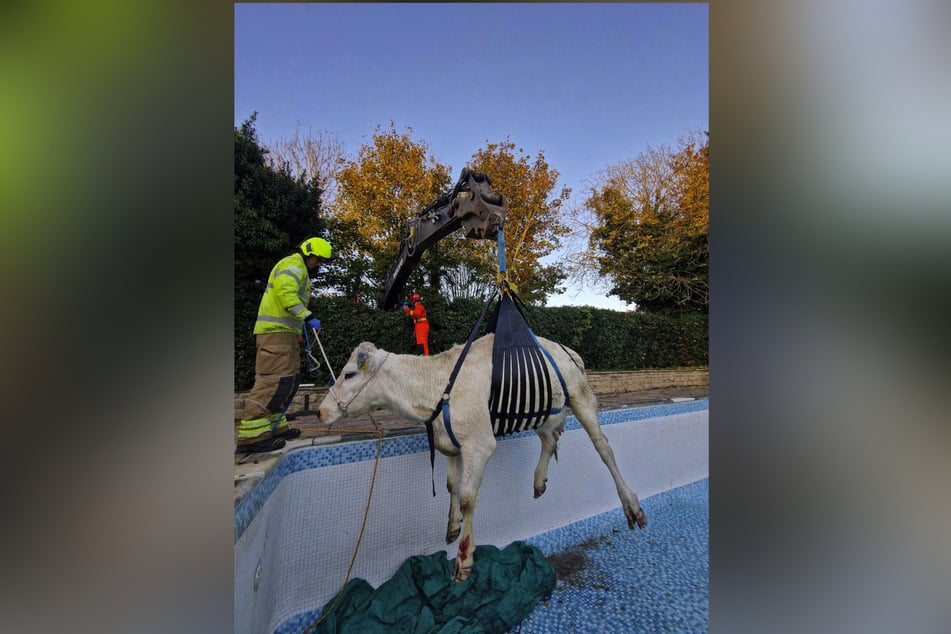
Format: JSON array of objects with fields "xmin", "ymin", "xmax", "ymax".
[{"xmin": 234, "ymin": 3, "xmax": 708, "ymax": 310}]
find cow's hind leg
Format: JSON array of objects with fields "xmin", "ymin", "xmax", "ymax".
[
  {"xmin": 573, "ymin": 393, "xmax": 647, "ymax": 529},
  {"xmin": 452, "ymin": 436, "xmax": 496, "ymax": 582},
  {"xmin": 533, "ymin": 424, "xmax": 563, "ymax": 498},
  {"xmin": 445, "ymin": 454, "xmax": 462, "ymax": 543}
]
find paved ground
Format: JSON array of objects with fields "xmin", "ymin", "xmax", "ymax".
[{"xmin": 234, "ymin": 386, "xmax": 708, "ymax": 505}]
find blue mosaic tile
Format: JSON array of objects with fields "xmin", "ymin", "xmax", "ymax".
[
  {"xmin": 275, "ymin": 611, "xmax": 321, "ymax": 634},
  {"xmin": 503, "ymin": 398, "xmax": 709, "ymax": 441},
  {"xmin": 518, "ymin": 478, "xmax": 709, "ymax": 633},
  {"xmin": 272, "ymin": 479, "xmax": 709, "ymax": 634},
  {"xmin": 235, "ymin": 401, "xmax": 708, "ymax": 543}
]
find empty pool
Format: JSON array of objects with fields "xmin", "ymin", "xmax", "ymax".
[{"xmin": 235, "ymin": 400, "xmax": 709, "ymax": 633}]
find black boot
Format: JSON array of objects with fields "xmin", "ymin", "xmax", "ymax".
[
  {"xmin": 274, "ymin": 427, "xmax": 301, "ymax": 440},
  {"xmin": 235, "ymin": 436, "xmax": 286, "ymax": 455}
]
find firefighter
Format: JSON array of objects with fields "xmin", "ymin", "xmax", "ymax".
[
  {"xmin": 236, "ymin": 237, "xmax": 332, "ymax": 454},
  {"xmin": 402, "ymin": 292, "xmax": 430, "ymax": 355}
]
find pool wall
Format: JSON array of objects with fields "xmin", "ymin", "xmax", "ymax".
[{"xmin": 235, "ymin": 400, "xmax": 708, "ymax": 634}]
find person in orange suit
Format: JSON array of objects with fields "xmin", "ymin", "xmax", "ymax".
[{"xmin": 402, "ymin": 292, "xmax": 430, "ymax": 355}]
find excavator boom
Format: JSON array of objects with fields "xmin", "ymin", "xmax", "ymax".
[{"xmin": 379, "ymin": 167, "xmax": 507, "ymax": 309}]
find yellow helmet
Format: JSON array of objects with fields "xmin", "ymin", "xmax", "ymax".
[{"xmin": 299, "ymin": 237, "xmax": 332, "ymax": 260}]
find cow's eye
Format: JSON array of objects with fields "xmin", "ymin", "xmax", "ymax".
[{"xmin": 344, "ymin": 372, "xmax": 356, "ymax": 380}]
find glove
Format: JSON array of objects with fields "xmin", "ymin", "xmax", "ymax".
[
  {"xmin": 306, "ymin": 317, "xmax": 321, "ymax": 331},
  {"xmin": 402, "ymin": 303, "xmax": 408, "ymax": 311}
]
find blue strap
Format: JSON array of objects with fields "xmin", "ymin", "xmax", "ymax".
[
  {"xmin": 528, "ymin": 329, "xmax": 570, "ymax": 414},
  {"xmin": 438, "ymin": 293, "xmax": 495, "ymax": 448},
  {"xmin": 497, "ymin": 230, "xmax": 507, "ymax": 274},
  {"xmin": 419, "ymin": 287, "xmax": 498, "ymax": 496},
  {"xmin": 441, "ymin": 400, "xmax": 460, "ymax": 447},
  {"xmin": 506, "ymin": 289, "xmax": 572, "ymax": 414}
]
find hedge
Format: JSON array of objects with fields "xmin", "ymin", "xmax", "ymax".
[{"xmin": 234, "ymin": 294, "xmax": 708, "ymax": 390}]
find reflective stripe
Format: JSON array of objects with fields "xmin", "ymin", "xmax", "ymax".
[
  {"xmin": 254, "ymin": 253, "xmax": 311, "ymax": 335},
  {"xmin": 275, "ymin": 268, "xmax": 303, "ymax": 284},
  {"xmin": 237, "ymin": 417, "xmax": 272, "ymax": 438},
  {"xmin": 414, "ymin": 318, "xmax": 427, "ymax": 323},
  {"xmin": 265, "ymin": 275, "xmax": 304, "ymax": 293},
  {"xmin": 256, "ymin": 315, "xmax": 302, "ymax": 328},
  {"xmin": 264, "ymin": 281, "xmax": 305, "ymax": 293}
]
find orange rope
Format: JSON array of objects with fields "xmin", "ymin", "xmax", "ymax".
[{"xmin": 301, "ymin": 427, "xmax": 383, "ymax": 634}]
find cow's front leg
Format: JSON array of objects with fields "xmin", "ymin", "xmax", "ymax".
[
  {"xmin": 452, "ymin": 499, "xmax": 479, "ymax": 583},
  {"xmin": 445, "ymin": 454, "xmax": 462, "ymax": 543},
  {"xmin": 452, "ymin": 438, "xmax": 495, "ymax": 582}
]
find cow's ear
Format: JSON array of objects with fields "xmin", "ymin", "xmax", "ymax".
[{"xmin": 356, "ymin": 349, "xmax": 370, "ymax": 371}]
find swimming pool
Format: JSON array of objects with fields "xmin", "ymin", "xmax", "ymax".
[{"xmin": 235, "ymin": 400, "xmax": 709, "ymax": 633}]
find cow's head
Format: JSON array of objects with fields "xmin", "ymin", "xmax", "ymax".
[{"xmin": 317, "ymin": 342, "xmax": 386, "ymax": 424}]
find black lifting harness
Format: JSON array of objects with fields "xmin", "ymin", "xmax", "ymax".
[
  {"xmin": 420, "ymin": 282, "xmax": 575, "ymax": 496},
  {"xmin": 486, "ymin": 290, "xmax": 570, "ymax": 436}
]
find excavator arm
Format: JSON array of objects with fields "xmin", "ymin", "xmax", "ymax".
[{"xmin": 379, "ymin": 167, "xmax": 507, "ymax": 309}]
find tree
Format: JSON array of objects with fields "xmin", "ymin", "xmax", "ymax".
[
  {"xmin": 331, "ymin": 122, "xmax": 453, "ymax": 303},
  {"xmin": 440, "ymin": 260, "xmax": 497, "ymax": 303},
  {"xmin": 266, "ymin": 123, "xmax": 346, "ymax": 207},
  {"xmin": 468, "ymin": 140, "xmax": 572, "ymax": 305},
  {"xmin": 234, "ymin": 114, "xmax": 326, "ymax": 389},
  {"xmin": 585, "ymin": 131, "xmax": 708, "ymax": 314}
]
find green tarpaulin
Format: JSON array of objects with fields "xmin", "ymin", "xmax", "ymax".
[{"xmin": 310, "ymin": 541, "xmax": 556, "ymax": 633}]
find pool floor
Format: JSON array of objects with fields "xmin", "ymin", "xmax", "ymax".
[
  {"xmin": 276, "ymin": 478, "xmax": 708, "ymax": 633},
  {"xmin": 518, "ymin": 478, "xmax": 709, "ymax": 633}
]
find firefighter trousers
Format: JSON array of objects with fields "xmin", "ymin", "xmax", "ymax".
[{"xmin": 238, "ymin": 332, "xmax": 301, "ymax": 442}]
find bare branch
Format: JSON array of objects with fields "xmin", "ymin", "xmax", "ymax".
[{"xmin": 266, "ymin": 123, "xmax": 346, "ymax": 206}]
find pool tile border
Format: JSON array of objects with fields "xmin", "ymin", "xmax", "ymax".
[{"xmin": 235, "ymin": 399, "xmax": 708, "ymax": 542}]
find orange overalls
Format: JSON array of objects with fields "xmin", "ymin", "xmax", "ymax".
[{"xmin": 404, "ymin": 300, "xmax": 430, "ymax": 355}]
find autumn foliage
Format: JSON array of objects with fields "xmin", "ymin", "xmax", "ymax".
[
  {"xmin": 236, "ymin": 117, "xmax": 709, "ymax": 386},
  {"xmin": 326, "ymin": 129, "xmax": 574, "ymax": 306},
  {"xmin": 469, "ymin": 140, "xmax": 572, "ymax": 304},
  {"xmin": 587, "ymin": 131, "xmax": 709, "ymax": 314},
  {"xmin": 331, "ymin": 122, "xmax": 452, "ymax": 298}
]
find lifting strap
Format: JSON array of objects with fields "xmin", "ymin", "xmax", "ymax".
[
  {"xmin": 506, "ymin": 289, "xmax": 573, "ymax": 401},
  {"xmin": 487, "ymin": 292, "xmax": 572, "ymax": 436},
  {"xmin": 417, "ymin": 230, "xmax": 573, "ymax": 496},
  {"xmin": 420, "ymin": 289, "xmax": 496, "ymax": 496}
]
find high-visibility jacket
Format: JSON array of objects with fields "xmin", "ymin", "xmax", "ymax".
[
  {"xmin": 404, "ymin": 301, "xmax": 429, "ymax": 344},
  {"xmin": 253, "ymin": 253, "xmax": 314, "ymax": 335}
]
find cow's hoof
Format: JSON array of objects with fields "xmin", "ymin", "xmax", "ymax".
[
  {"xmin": 445, "ymin": 526, "xmax": 460, "ymax": 544},
  {"xmin": 625, "ymin": 505, "xmax": 648, "ymax": 529},
  {"xmin": 636, "ymin": 509, "xmax": 648, "ymax": 528},
  {"xmin": 452, "ymin": 558, "xmax": 472, "ymax": 583}
]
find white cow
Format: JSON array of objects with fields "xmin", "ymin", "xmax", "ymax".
[{"xmin": 317, "ymin": 334, "xmax": 647, "ymax": 582}]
